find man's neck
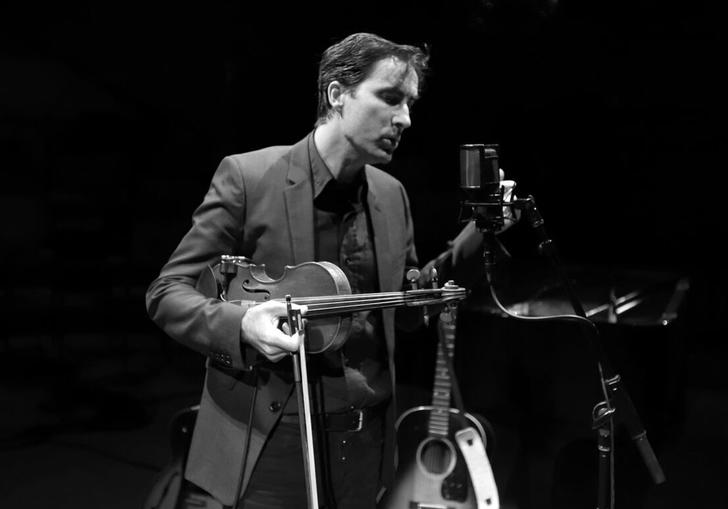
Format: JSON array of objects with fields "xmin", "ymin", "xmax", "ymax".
[{"xmin": 313, "ymin": 124, "xmax": 364, "ymax": 184}]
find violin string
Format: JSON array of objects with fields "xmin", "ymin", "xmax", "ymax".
[
  {"xmin": 304, "ymin": 298, "xmax": 410, "ymax": 314},
  {"xmin": 282, "ymin": 289, "xmax": 466, "ymax": 305},
  {"xmin": 289, "ymin": 289, "xmax": 440, "ymax": 303},
  {"xmin": 290, "ymin": 291, "xmax": 406, "ymax": 303},
  {"xmin": 225, "ymin": 290, "xmax": 466, "ymax": 315},
  {"xmin": 302, "ymin": 297, "xmax": 466, "ymax": 316}
]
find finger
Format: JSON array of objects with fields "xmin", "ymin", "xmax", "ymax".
[
  {"xmin": 280, "ymin": 314, "xmax": 308, "ymax": 335},
  {"xmin": 281, "ymin": 321, "xmax": 290, "ymax": 335},
  {"xmin": 259, "ymin": 330, "xmax": 300, "ymax": 361},
  {"xmin": 270, "ymin": 328, "xmax": 302, "ymax": 352},
  {"xmin": 266, "ymin": 350, "xmax": 288, "ymax": 363},
  {"xmin": 499, "ymin": 168, "xmax": 505, "ymax": 180}
]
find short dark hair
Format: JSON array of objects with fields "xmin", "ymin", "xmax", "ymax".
[{"xmin": 315, "ymin": 32, "xmax": 430, "ymax": 126}]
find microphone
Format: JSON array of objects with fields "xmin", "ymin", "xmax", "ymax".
[{"xmin": 459, "ymin": 143, "xmax": 504, "ymax": 232}]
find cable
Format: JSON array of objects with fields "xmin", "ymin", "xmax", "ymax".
[{"xmin": 486, "ymin": 279, "xmax": 598, "ymax": 331}]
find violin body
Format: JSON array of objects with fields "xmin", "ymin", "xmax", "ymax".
[{"xmin": 197, "ymin": 258, "xmax": 354, "ymax": 353}]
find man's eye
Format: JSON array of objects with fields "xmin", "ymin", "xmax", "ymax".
[{"xmin": 381, "ymin": 93, "xmax": 401, "ymax": 106}]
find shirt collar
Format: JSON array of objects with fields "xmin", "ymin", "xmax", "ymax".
[
  {"xmin": 308, "ymin": 131, "xmax": 334, "ymax": 199},
  {"xmin": 307, "ymin": 130, "xmax": 367, "ymax": 205}
]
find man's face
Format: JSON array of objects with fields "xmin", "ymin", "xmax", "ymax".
[{"xmin": 339, "ymin": 57, "xmax": 419, "ymax": 165}]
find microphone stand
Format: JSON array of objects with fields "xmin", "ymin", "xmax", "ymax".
[{"xmin": 464, "ymin": 194, "xmax": 665, "ymax": 509}]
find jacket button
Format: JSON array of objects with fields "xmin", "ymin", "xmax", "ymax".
[{"xmin": 269, "ymin": 401, "xmax": 281, "ymax": 412}]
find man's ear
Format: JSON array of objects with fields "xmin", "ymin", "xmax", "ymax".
[{"xmin": 327, "ymin": 81, "xmax": 345, "ymax": 112}]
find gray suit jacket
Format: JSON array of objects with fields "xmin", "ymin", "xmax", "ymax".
[{"xmin": 146, "ymin": 134, "xmax": 420, "ymax": 505}]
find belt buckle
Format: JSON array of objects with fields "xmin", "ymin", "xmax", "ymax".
[{"xmin": 349, "ymin": 409, "xmax": 364, "ymax": 432}]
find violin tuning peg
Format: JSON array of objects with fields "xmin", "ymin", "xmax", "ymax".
[
  {"xmin": 430, "ymin": 267, "xmax": 439, "ymax": 289},
  {"xmin": 405, "ymin": 268, "xmax": 421, "ymax": 290}
]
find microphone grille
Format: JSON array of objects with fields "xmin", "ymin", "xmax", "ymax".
[{"xmin": 459, "ymin": 144, "xmax": 499, "ymax": 190}]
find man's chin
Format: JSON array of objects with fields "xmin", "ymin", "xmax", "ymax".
[
  {"xmin": 372, "ymin": 148, "xmax": 394, "ymax": 164},
  {"xmin": 359, "ymin": 144, "xmax": 394, "ymax": 165}
]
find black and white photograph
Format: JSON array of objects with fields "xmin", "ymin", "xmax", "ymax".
[{"xmin": 2, "ymin": 1, "xmax": 726, "ymax": 508}]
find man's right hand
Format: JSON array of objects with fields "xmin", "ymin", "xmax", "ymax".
[{"xmin": 240, "ymin": 301, "xmax": 307, "ymax": 362}]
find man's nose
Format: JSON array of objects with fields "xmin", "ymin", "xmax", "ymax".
[{"xmin": 392, "ymin": 104, "xmax": 412, "ymax": 130}]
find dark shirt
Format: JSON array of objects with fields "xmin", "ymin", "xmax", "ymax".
[{"xmin": 284, "ymin": 133, "xmax": 391, "ymax": 413}]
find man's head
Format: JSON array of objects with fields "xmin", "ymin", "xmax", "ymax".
[{"xmin": 315, "ymin": 33, "xmax": 430, "ymax": 165}]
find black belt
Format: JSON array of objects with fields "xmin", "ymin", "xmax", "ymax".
[{"xmin": 280, "ymin": 405, "xmax": 384, "ymax": 432}]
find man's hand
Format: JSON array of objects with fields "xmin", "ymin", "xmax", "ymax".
[
  {"xmin": 240, "ymin": 301, "xmax": 308, "ymax": 362},
  {"xmin": 499, "ymin": 169, "xmax": 521, "ymax": 233}
]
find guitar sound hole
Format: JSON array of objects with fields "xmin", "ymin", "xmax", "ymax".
[{"xmin": 419, "ymin": 439, "xmax": 452, "ymax": 475}]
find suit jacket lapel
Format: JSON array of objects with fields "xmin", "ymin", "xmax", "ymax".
[
  {"xmin": 283, "ymin": 137, "xmax": 315, "ymax": 265},
  {"xmin": 366, "ymin": 166, "xmax": 393, "ymax": 293},
  {"xmin": 366, "ymin": 167, "xmax": 398, "ymax": 372}
]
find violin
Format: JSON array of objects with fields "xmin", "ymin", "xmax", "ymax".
[{"xmin": 196, "ymin": 255, "xmax": 468, "ymax": 353}]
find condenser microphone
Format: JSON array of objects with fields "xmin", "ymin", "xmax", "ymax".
[{"xmin": 459, "ymin": 143, "xmax": 504, "ymax": 232}]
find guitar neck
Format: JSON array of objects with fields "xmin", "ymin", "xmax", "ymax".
[{"xmin": 427, "ymin": 309, "xmax": 457, "ymax": 438}]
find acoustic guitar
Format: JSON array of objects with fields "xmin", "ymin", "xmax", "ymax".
[{"xmin": 379, "ymin": 307, "xmax": 499, "ymax": 509}]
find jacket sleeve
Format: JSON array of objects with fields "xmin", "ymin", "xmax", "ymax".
[
  {"xmin": 145, "ymin": 156, "xmax": 257, "ymax": 370},
  {"xmin": 421, "ymin": 220, "xmax": 511, "ymax": 290}
]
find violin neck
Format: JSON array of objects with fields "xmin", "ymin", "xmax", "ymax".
[{"xmin": 290, "ymin": 289, "xmax": 463, "ymax": 317}]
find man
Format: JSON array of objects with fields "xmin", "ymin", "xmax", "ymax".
[{"xmin": 146, "ymin": 32, "xmax": 500, "ymax": 509}]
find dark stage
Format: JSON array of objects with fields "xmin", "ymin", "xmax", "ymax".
[{"xmin": 2, "ymin": 1, "xmax": 727, "ymax": 508}]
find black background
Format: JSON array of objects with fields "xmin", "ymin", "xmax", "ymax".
[{"xmin": 2, "ymin": 1, "xmax": 727, "ymax": 508}]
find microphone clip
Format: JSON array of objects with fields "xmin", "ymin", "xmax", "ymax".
[{"xmin": 460, "ymin": 187, "xmax": 506, "ymax": 233}]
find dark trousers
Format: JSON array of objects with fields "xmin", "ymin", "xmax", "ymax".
[{"xmin": 178, "ymin": 415, "xmax": 384, "ymax": 509}]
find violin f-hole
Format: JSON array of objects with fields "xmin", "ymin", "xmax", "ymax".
[{"xmin": 241, "ymin": 279, "xmax": 272, "ymax": 301}]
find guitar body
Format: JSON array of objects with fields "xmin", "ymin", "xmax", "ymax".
[{"xmin": 380, "ymin": 406, "xmax": 487, "ymax": 509}]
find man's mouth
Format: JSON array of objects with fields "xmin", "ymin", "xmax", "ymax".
[{"xmin": 380, "ymin": 136, "xmax": 399, "ymax": 151}]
